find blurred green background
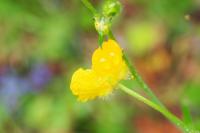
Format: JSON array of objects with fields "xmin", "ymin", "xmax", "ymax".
[{"xmin": 0, "ymin": 0, "xmax": 200, "ymax": 132}]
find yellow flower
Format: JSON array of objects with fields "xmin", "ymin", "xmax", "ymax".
[{"xmin": 70, "ymin": 39, "xmax": 128, "ymax": 102}]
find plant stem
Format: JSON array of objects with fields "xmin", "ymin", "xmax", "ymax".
[
  {"xmin": 123, "ymin": 53, "xmax": 165, "ymax": 108},
  {"xmin": 81, "ymin": 0, "xmax": 97, "ymax": 15},
  {"xmin": 118, "ymin": 83, "xmax": 196, "ymax": 133},
  {"xmin": 108, "ymin": 30, "xmax": 116, "ymax": 40}
]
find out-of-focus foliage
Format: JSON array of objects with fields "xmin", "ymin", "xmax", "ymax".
[{"xmin": 0, "ymin": 0, "xmax": 200, "ymax": 132}]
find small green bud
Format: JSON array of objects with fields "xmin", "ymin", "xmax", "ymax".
[
  {"xmin": 94, "ymin": 15, "xmax": 110, "ymax": 35},
  {"xmin": 102, "ymin": 0, "xmax": 122, "ymax": 17}
]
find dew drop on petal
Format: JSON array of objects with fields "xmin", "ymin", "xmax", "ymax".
[
  {"xmin": 100, "ymin": 58, "xmax": 106, "ymax": 62},
  {"xmin": 109, "ymin": 52, "xmax": 115, "ymax": 57}
]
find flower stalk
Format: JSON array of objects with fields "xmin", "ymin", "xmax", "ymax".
[
  {"xmin": 118, "ymin": 84, "xmax": 196, "ymax": 133},
  {"xmin": 81, "ymin": 0, "xmax": 97, "ymax": 15}
]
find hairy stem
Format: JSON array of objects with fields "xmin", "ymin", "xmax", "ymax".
[
  {"xmin": 81, "ymin": 0, "xmax": 97, "ymax": 15},
  {"xmin": 119, "ymin": 83, "xmax": 196, "ymax": 133}
]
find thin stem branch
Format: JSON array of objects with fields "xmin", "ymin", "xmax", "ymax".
[
  {"xmin": 119, "ymin": 83, "xmax": 196, "ymax": 133},
  {"xmin": 81, "ymin": 0, "xmax": 97, "ymax": 15},
  {"xmin": 123, "ymin": 52, "xmax": 165, "ymax": 109}
]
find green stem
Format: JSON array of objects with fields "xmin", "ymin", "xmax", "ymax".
[
  {"xmin": 123, "ymin": 53, "xmax": 165, "ymax": 108},
  {"xmin": 119, "ymin": 83, "xmax": 196, "ymax": 133},
  {"xmin": 108, "ymin": 30, "xmax": 116, "ymax": 40},
  {"xmin": 81, "ymin": 0, "xmax": 97, "ymax": 15}
]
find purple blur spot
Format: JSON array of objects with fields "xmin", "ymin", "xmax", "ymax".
[{"xmin": 29, "ymin": 64, "xmax": 52, "ymax": 89}]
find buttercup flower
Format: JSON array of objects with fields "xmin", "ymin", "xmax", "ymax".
[{"xmin": 70, "ymin": 39, "xmax": 128, "ymax": 102}]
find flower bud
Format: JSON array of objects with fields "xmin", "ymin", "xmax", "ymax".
[
  {"xmin": 94, "ymin": 15, "xmax": 110, "ymax": 35},
  {"xmin": 102, "ymin": 0, "xmax": 121, "ymax": 17}
]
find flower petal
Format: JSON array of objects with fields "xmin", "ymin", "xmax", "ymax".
[{"xmin": 70, "ymin": 68, "xmax": 113, "ymax": 102}]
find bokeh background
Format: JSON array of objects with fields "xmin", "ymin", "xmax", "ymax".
[{"xmin": 0, "ymin": 0, "xmax": 200, "ymax": 132}]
